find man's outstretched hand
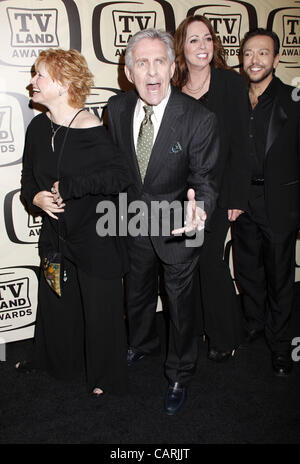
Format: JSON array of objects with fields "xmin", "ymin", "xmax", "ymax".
[{"xmin": 172, "ymin": 188, "xmax": 206, "ymax": 235}]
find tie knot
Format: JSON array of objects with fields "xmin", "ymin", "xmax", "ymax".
[{"xmin": 143, "ymin": 105, "xmax": 153, "ymax": 118}]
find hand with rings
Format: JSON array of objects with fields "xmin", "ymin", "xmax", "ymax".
[{"xmin": 51, "ymin": 181, "xmax": 64, "ymax": 207}]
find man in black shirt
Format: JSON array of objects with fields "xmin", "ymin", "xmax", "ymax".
[{"xmin": 233, "ymin": 28, "xmax": 300, "ymax": 376}]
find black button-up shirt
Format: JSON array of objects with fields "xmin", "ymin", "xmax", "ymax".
[{"xmin": 248, "ymin": 77, "xmax": 277, "ymax": 178}]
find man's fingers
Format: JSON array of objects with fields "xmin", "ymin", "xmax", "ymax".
[
  {"xmin": 187, "ymin": 188, "xmax": 196, "ymax": 202},
  {"xmin": 172, "ymin": 227, "xmax": 185, "ymax": 235}
]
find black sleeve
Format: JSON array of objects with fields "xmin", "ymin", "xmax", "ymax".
[
  {"xmin": 226, "ymin": 72, "xmax": 251, "ymax": 210},
  {"xmin": 187, "ymin": 110, "xmax": 220, "ymax": 229},
  {"xmin": 21, "ymin": 125, "xmax": 44, "ymax": 215},
  {"xmin": 59, "ymin": 130, "xmax": 132, "ymax": 200}
]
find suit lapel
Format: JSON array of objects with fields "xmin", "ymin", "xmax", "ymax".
[
  {"xmin": 119, "ymin": 91, "xmax": 143, "ymax": 186},
  {"xmin": 265, "ymin": 95, "xmax": 288, "ymax": 155},
  {"xmin": 144, "ymin": 88, "xmax": 184, "ymax": 185}
]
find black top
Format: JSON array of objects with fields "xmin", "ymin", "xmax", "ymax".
[
  {"xmin": 21, "ymin": 112, "xmax": 131, "ymax": 278},
  {"xmin": 198, "ymin": 67, "xmax": 251, "ymax": 211},
  {"xmin": 248, "ymin": 77, "xmax": 277, "ymax": 178}
]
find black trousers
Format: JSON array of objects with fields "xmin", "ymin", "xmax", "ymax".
[
  {"xmin": 34, "ymin": 258, "xmax": 128, "ymax": 393},
  {"xmin": 233, "ymin": 186, "xmax": 297, "ymax": 353},
  {"xmin": 197, "ymin": 207, "xmax": 244, "ymax": 351},
  {"xmin": 124, "ymin": 235, "xmax": 199, "ymax": 386}
]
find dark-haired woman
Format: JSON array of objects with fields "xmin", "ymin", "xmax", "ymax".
[{"xmin": 173, "ymin": 16, "xmax": 251, "ymax": 360}]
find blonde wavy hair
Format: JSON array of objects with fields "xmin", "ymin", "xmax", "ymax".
[{"xmin": 34, "ymin": 48, "xmax": 94, "ymax": 107}]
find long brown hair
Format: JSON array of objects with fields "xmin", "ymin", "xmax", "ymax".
[{"xmin": 173, "ymin": 15, "xmax": 229, "ymax": 89}]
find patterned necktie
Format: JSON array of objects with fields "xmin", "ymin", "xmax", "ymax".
[{"xmin": 136, "ymin": 105, "xmax": 154, "ymax": 182}]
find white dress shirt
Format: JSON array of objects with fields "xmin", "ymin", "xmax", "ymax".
[{"xmin": 133, "ymin": 85, "xmax": 171, "ymax": 150}]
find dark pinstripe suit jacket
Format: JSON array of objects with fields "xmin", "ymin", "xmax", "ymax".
[{"xmin": 108, "ymin": 85, "xmax": 220, "ymax": 264}]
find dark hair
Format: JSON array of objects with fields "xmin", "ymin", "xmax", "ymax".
[
  {"xmin": 242, "ymin": 28, "xmax": 280, "ymax": 56},
  {"xmin": 172, "ymin": 15, "xmax": 229, "ymax": 89}
]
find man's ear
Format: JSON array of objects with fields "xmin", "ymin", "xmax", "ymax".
[
  {"xmin": 273, "ymin": 53, "xmax": 280, "ymax": 70},
  {"xmin": 170, "ymin": 61, "xmax": 175, "ymax": 79},
  {"xmin": 124, "ymin": 65, "xmax": 134, "ymax": 84}
]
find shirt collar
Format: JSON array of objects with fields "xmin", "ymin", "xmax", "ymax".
[
  {"xmin": 136, "ymin": 85, "xmax": 171, "ymax": 123},
  {"xmin": 257, "ymin": 76, "xmax": 277, "ymax": 102}
]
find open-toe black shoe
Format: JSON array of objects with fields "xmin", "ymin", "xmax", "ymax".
[
  {"xmin": 91, "ymin": 387, "xmax": 104, "ymax": 397},
  {"xmin": 15, "ymin": 360, "xmax": 36, "ymax": 374}
]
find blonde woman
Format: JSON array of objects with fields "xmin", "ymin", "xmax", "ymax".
[{"xmin": 17, "ymin": 49, "xmax": 130, "ymax": 396}]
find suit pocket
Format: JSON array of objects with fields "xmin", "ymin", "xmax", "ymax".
[{"xmin": 169, "ymin": 141, "xmax": 183, "ymax": 154}]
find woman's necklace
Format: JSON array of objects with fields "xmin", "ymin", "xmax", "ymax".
[
  {"xmin": 50, "ymin": 109, "xmax": 83, "ymax": 152},
  {"xmin": 50, "ymin": 117, "xmax": 68, "ymax": 152},
  {"xmin": 186, "ymin": 70, "xmax": 211, "ymax": 94}
]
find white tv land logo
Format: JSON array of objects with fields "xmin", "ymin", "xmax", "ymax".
[
  {"xmin": 188, "ymin": 1, "xmax": 258, "ymax": 64},
  {"xmin": 113, "ymin": 10, "xmax": 156, "ymax": 47},
  {"xmin": 4, "ymin": 189, "xmax": 42, "ymax": 244},
  {"xmin": 0, "ymin": 278, "xmax": 31, "ymax": 311},
  {"xmin": 282, "ymin": 15, "xmax": 300, "ymax": 47},
  {"xmin": 292, "ymin": 337, "xmax": 300, "ymax": 362},
  {"xmin": 28, "ymin": 214, "xmax": 42, "ymax": 232},
  {"xmin": 267, "ymin": 9, "xmax": 299, "ymax": 65},
  {"xmin": 0, "ymin": 93, "xmax": 33, "ymax": 167},
  {"xmin": 0, "ymin": 268, "xmax": 38, "ymax": 332},
  {"xmin": 86, "ymin": 87, "xmax": 122, "ymax": 119},
  {"xmin": 0, "ymin": 106, "xmax": 14, "ymax": 145},
  {"xmin": 92, "ymin": 1, "xmax": 175, "ymax": 64},
  {"xmin": 0, "ymin": 337, "xmax": 5, "ymax": 361},
  {"xmin": 204, "ymin": 13, "xmax": 242, "ymax": 47},
  {"xmin": 7, "ymin": 8, "xmax": 59, "ymax": 48}
]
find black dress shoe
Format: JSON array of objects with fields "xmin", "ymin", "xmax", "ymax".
[
  {"xmin": 127, "ymin": 348, "xmax": 145, "ymax": 366},
  {"xmin": 207, "ymin": 347, "xmax": 232, "ymax": 362},
  {"xmin": 272, "ymin": 352, "xmax": 293, "ymax": 377},
  {"xmin": 245, "ymin": 328, "xmax": 264, "ymax": 344},
  {"xmin": 164, "ymin": 381, "xmax": 187, "ymax": 415}
]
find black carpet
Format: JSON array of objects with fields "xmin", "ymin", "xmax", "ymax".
[{"xmin": 1, "ymin": 285, "xmax": 300, "ymax": 450}]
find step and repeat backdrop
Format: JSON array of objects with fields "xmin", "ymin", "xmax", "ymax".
[{"xmin": 0, "ymin": 0, "xmax": 299, "ymax": 343}]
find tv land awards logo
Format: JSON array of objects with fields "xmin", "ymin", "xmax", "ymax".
[
  {"xmin": 86, "ymin": 87, "xmax": 122, "ymax": 120},
  {"xmin": 267, "ymin": 8, "xmax": 300, "ymax": 67},
  {"xmin": 113, "ymin": 10, "xmax": 157, "ymax": 47},
  {"xmin": 281, "ymin": 15, "xmax": 300, "ymax": 62},
  {"xmin": 0, "ymin": 94, "xmax": 33, "ymax": 167},
  {"xmin": 0, "ymin": 106, "xmax": 14, "ymax": 150},
  {"xmin": 0, "ymin": 1, "xmax": 81, "ymax": 67},
  {"xmin": 204, "ymin": 13, "xmax": 242, "ymax": 57},
  {"xmin": 92, "ymin": 0, "xmax": 175, "ymax": 64},
  {"xmin": 4, "ymin": 188, "xmax": 42, "ymax": 244},
  {"xmin": 0, "ymin": 267, "xmax": 38, "ymax": 332},
  {"xmin": 0, "ymin": 102, "xmax": 19, "ymax": 166},
  {"xmin": 7, "ymin": 8, "xmax": 59, "ymax": 48},
  {"xmin": 6, "ymin": 7, "xmax": 59, "ymax": 62},
  {"xmin": 187, "ymin": 1, "xmax": 258, "ymax": 65},
  {"xmin": 282, "ymin": 15, "xmax": 300, "ymax": 47}
]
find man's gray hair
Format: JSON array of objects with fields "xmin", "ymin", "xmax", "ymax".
[{"xmin": 125, "ymin": 28, "xmax": 175, "ymax": 70}]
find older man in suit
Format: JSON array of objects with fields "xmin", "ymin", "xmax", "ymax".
[
  {"xmin": 108, "ymin": 28, "xmax": 219, "ymax": 414},
  {"xmin": 233, "ymin": 28, "xmax": 300, "ymax": 376}
]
